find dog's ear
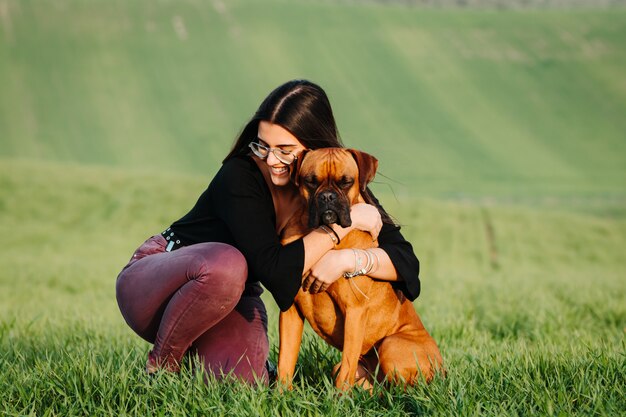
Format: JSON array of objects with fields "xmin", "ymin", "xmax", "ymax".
[
  {"xmin": 290, "ymin": 149, "xmax": 309, "ymax": 186},
  {"xmin": 347, "ymin": 149, "xmax": 378, "ymax": 191}
]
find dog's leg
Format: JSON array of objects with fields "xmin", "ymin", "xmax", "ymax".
[
  {"xmin": 278, "ymin": 305, "xmax": 305, "ymax": 389},
  {"xmin": 377, "ymin": 329, "xmax": 443, "ymax": 385},
  {"xmin": 334, "ymin": 307, "xmax": 367, "ymax": 390}
]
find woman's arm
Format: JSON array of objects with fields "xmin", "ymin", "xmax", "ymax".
[
  {"xmin": 305, "ymin": 213, "xmax": 421, "ymax": 299},
  {"xmin": 303, "ymin": 247, "xmax": 398, "ymax": 293},
  {"xmin": 212, "ymin": 158, "xmax": 383, "ymax": 310},
  {"xmin": 358, "ymin": 247, "xmax": 398, "ymax": 281},
  {"xmin": 302, "ymin": 202, "xmax": 382, "ymax": 274}
]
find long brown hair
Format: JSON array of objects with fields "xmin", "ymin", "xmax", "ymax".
[
  {"xmin": 223, "ymin": 79, "xmax": 343, "ymax": 162},
  {"xmin": 224, "ymin": 79, "xmax": 393, "ymax": 224}
]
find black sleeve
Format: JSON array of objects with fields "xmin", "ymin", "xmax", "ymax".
[
  {"xmin": 369, "ymin": 192, "xmax": 421, "ymax": 301},
  {"xmin": 377, "ymin": 222, "xmax": 421, "ymax": 300},
  {"xmin": 212, "ymin": 159, "xmax": 304, "ymax": 311}
]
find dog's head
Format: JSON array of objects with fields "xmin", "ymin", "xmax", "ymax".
[{"xmin": 291, "ymin": 148, "xmax": 378, "ymax": 228}]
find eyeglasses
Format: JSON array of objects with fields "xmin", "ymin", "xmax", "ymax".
[{"xmin": 248, "ymin": 141, "xmax": 299, "ymax": 165}]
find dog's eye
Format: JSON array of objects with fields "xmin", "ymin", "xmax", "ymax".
[
  {"xmin": 303, "ymin": 176, "xmax": 318, "ymax": 188},
  {"xmin": 338, "ymin": 178, "xmax": 354, "ymax": 189}
]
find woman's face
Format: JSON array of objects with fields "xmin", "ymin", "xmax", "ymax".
[{"xmin": 257, "ymin": 121, "xmax": 306, "ymax": 187}]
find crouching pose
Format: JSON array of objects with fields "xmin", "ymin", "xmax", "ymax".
[{"xmin": 116, "ymin": 79, "xmax": 437, "ymax": 384}]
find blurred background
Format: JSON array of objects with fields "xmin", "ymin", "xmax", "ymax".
[{"xmin": 2, "ymin": 0, "xmax": 625, "ymax": 200}]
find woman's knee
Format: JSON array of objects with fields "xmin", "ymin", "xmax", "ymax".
[
  {"xmin": 115, "ymin": 267, "xmax": 139, "ymax": 319},
  {"xmin": 186, "ymin": 243, "xmax": 248, "ymax": 295}
]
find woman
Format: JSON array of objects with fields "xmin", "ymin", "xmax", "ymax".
[{"xmin": 115, "ymin": 79, "xmax": 421, "ymax": 384}]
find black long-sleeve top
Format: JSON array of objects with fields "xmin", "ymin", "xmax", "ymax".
[{"xmin": 169, "ymin": 155, "xmax": 421, "ymax": 311}]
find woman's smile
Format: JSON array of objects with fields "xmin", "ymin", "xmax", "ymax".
[
  {"xmin": 270, "ymin": 165, "xmax": 289, "ymax": 175},
  {"xmin": 257, "ymin": 121, "xmax": 305, "ymax": 186}
]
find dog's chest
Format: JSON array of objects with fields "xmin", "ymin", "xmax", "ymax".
[{"xmin": 294, "ymin": 278, "xmax": 400, "ymax": 349}]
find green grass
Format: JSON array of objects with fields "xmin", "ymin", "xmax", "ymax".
[{"xmin": 1, "ymin": 160, "xmax": 624, "ymax": 416}]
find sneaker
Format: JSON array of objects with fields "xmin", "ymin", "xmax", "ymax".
[{"xmin": 265, "ymin": 359, "xmax": 278, "ymax": 384}]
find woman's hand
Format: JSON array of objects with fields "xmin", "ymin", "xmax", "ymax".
[
  {"xmin": 303, "ymin": 250, "xmax": 352, "ymax": 294},
  {"xmin": 346, "ymin": 203, "xmax": 383, "ymax": 241}
]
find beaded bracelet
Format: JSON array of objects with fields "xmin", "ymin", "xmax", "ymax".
[
  {"xmin": 344, "ymin": 249, "xmax": 371, "ymax": 278},
  {"xmin": 343, "ymin": 249, "xmax": 361, "ymax": 278},
  {"xmin": 344, "ymin": 249, "xmax": 381, "ymax": 278}
]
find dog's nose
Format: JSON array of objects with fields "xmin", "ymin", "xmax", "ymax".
[{"xmin": 319, "ymin": 191, "xmax": 336, "ymax": 203}]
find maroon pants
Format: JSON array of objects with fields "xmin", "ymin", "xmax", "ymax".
[{"xmin": 115, "ymin": 235, "xmax": 269, "ymax": 384}]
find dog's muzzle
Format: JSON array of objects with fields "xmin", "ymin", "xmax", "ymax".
[
  {"xmin": 321, "ymin": 210, "xmax": 338, "ymax": 225},
  {"xmin": 310, "ymin": 190, "xmax": 352, "ymax": 228}
]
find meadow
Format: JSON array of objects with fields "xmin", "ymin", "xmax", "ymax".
[{"xmin": 1, "ymin": 0, "xmax": 625, "ymax": 415}]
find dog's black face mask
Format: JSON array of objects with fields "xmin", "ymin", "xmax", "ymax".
[
  {"xmin": 304, "ymin": 175, "xmax": 353, "ymax": 229},
  {"xmin": 292, "ymin": 148, "xmax": 378, "ymax": 231}
]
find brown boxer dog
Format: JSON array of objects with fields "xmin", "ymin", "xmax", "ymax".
[{"xmin": 278, "ymin": 148, "xmax": 443, "ymax": 390}]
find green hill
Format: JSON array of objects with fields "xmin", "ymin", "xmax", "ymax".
[{"xmin": 1, "ymin": 0, "xmax": 625, "ymax": 199}]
